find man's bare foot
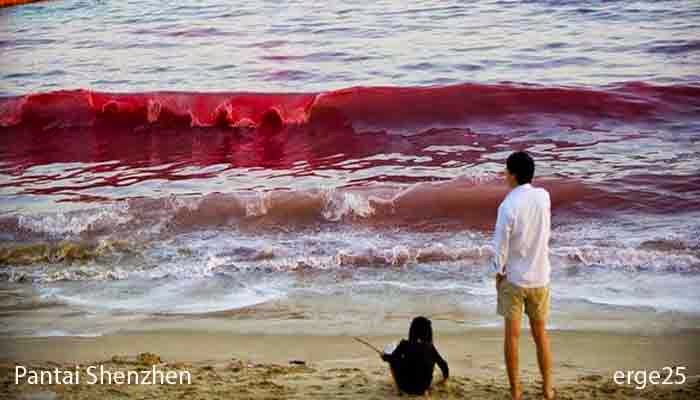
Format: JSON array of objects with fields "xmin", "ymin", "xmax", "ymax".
[
  {"xmin": 511, "ymin": 388, "xmax": 523, "ymax": 400},
  {"xmin": 544, "ymin": 388, "xmax": 556, "ymax": 399}
]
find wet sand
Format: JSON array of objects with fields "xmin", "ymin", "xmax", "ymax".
[{"xmin": 1, "ymin": 329, "xmax": 699, "ymax": 399}]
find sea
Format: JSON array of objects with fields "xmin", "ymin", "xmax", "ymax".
[{"xmin": 0, "ymin": 0, "xmax": 699, "ymax": 337}]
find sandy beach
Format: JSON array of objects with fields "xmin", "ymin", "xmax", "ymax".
[{"xmin": 2, "ymin": 328, "xmax": 699, "ymax": 399}]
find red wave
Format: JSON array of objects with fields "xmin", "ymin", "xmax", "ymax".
[
  {"xmin": 0, "ymin": 178, "xmax": 619, "ymax": 240},
  {"xmin": 1, "ymin": 82, "xmax": 699, "ymax": 131},
  {"xmin": 0, "ymin": 0, "xmax": 46, "ymax": 8}
]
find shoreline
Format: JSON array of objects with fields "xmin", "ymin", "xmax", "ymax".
[{"xmin": 2, "ymin": 328, "xmax": 699, "ymax": 399}]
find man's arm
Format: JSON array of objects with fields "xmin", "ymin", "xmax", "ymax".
[{"xmin": 492, "ymin": 203, "xmax": 512, "ymax": 284}]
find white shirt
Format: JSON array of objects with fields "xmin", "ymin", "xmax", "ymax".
[{"xmin": 491, "ymin": 183, "xmax": 551, "ymax": 288}]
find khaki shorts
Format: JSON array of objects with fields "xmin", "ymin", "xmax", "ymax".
[{"xmin": 497, "ymin": 280, "xmax": 550, "ymax": 321}]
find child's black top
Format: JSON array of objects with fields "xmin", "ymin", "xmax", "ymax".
[{"xmin": 381, "ymin": 339, "xmax": 449, "ymax": 395}]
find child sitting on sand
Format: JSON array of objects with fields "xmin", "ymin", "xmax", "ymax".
[{"xmin": 381, "ymin": 316, "xmax": 449, "ymax": 397}]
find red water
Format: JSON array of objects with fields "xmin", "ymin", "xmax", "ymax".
[
  {"xmin": 2, "ymin": 82, "xmax": 698, "ymax": 130},
  {"xmin": 2, "ymin": 83, "xmax": 699, "ymax": 219},
  {"xmin": 1, "ymin": 1, "xmax": 700, "ymax": 335}
]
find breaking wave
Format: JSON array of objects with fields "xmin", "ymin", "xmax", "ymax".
[{"xmin": 2, "ymin": 82, "xmax": 698, "ymax": 131}]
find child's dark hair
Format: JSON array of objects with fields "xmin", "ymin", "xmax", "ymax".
[{"xmin": 408, "ymin": 316, "xmax": 433, "ymax": 344}]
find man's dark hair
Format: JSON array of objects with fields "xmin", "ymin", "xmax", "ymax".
[
  {"xmin": 408, "ymin": 316, "xmax": 433, "ymax": 344},
  {"xmin": 506, "ymin": 151, "xmax": 535, "ymax": 185}
]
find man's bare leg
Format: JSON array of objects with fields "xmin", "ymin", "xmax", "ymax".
[
  {"xmin": 505, "ymin": 316, "xmax": 523, "ymax": 400},
  {"xmin": 529, "ymin": 318, "xmax": 554, "ymax": 399}
]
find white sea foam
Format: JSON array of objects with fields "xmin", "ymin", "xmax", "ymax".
[
  {"xmin": 3, "ymin": 213, "xmax": 699, "ymax": 339},
  {"xmin": 321, "ymin": 190, "xmax": 376, "ymax": 221},
  {"xmin": 17, "ymin": 203, "xmax": 132, "ymax": 237}
]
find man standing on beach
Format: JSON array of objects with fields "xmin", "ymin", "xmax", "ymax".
[{"xmin": 492, "ymin": 151, "xmax": 554, "ymax": 400}]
